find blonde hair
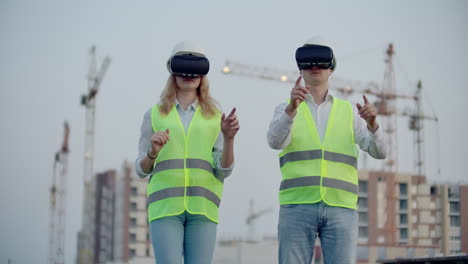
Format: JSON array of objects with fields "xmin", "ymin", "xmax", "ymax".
[{"xmin": 159, "ymin": 75, "xmax": 219, "ymax": 118}]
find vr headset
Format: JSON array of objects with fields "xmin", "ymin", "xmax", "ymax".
[
  {"xmin": 168, "ymin": 54, "xmax": 210, "ymax": 77},
  {"xmin": 295, "ymin": 45, "xmax": 335, "ymax": 70}
]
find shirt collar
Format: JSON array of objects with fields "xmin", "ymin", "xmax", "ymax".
[
  {"xmin": 175, "ymin": 98, "xmax": 199, "ymax": 111},
  {"xmin": 305, "ymin": 90, "xmax": 334, "ymax": 105}
]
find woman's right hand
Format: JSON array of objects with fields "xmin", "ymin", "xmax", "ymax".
[{"xmin": 149, "ymin": 129, "xmax": 170, "ymax": 157}]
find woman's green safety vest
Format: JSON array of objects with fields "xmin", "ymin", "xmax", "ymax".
[
  {"xmin": 278, "ymin": 98, "xmax": 359, "ymax": 209},
  {"xmin": 147, "ymin": 104, "xmax": 223, "ymax": 223}
]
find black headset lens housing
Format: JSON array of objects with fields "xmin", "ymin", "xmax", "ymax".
[
  {"xmin": 169, "ymin": 54, "xmax": 210, "ymax": 77},
  {"xmin": 295, "ymin": 45, "xmax": 335, "ymax": 70}
]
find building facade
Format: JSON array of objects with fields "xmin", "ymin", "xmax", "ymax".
[
  {"xmin": 113, "ymin": 161, "xmax": 153, "ymax": 262},
  {"xmin": 357, "ymin": 170, "xmax": 468, "ymax": 264},
  {"xmin": 78, "ymin": 165, "xmax": 467, "ymax": 263},
  {"xmin": 94, "ymin": 170, "xmax": 117, "ymax": 264}
]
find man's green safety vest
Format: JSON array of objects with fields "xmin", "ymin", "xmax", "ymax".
[
  {"xmin": 279, "ymin": 98, "xmax": 359, "ymax": 209},
  {"xmin": 147, "ymin": 104, "xmax": 223, "ymax": 223}
]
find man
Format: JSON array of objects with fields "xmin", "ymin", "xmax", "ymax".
[{"xmin": 267, "ymin": 37, "xmax": 387, "ymax": 264}]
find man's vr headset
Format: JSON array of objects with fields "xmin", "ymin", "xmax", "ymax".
[
  {"xmin": 167, "ymin": 54, "xmax": 210, "ymax": 77},
  {"xmin": 295, "ymin": 45, "xmax": 335, "ymax": 70}
]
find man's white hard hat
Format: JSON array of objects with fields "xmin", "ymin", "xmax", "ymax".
[{"xmin": 304, "ymin": 36, "xmax": 329, "ymax": 46}]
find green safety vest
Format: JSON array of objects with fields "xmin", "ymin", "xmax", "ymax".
[
  {"xmin": 147, "ymin": 104, "xmax": 223, "ymax": 223},
  {"xmin": 278, "ymin": 98, "xmax": 359, "ymax": 209}
]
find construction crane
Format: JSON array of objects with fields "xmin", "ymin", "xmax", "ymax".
[
  {"xmin": 77, "ymin": 46, "xmax": 111, "ymax": 264},
  {"xmin": 402, "ymin": 80, "xmax": 439, "ymax": 177},
  {"xmin": 245, "ymin": 199, "xmax": 272, "ymax": 241},
  {"xmin": 222, "ymin": 44, "xmax": 434, "ymax": 175},
  {"xmin": 222, "ymin": 60, "xmax": 380, "ymax": 95},
  {"xmin": 378, "ymin": 44, "xmax": 398, "ymax": 172},
  {"xmin": 49, "ymin": 121, "xmax": 70, "ymax": 264}
]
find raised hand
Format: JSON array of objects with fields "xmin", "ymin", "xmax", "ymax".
[
  {"xmin": 286, "ymin": 76, "xmax": 310, "ymax": 116},
  {"xmin": 150, "ymin": 129, "xmax": 170, "ymax": 156},
  {"xmin": 221, "ymin": 108, "xmax": 240, "ymax": 140},
  {"xmin": 356, "ymin": 95, "xmax": 379, "ymax": 132}
]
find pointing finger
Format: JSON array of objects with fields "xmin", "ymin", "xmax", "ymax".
[
  {"xmin": 363, "ymin": 95, "xmax": 369, "ymax": 105},
  {"xmin": 227, "ymin": 107, "xmax": 236, "ymax": 118},
  {"xmin": 295, "ymin": 75, "xmax": 302, "ymax": 87}
]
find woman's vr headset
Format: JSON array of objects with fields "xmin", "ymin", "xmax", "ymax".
[
  {"xmin": 168, "ymin": 54, "xmax": 210, "ymax": 77},
  {"xmin": 295, "ymin": 45, "xmax": 335, "ymax": 70}
]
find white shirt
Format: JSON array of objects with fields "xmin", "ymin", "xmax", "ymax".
[{"xmin": 267, "ymin": 92, "xmax": 387, "ymax": 159}]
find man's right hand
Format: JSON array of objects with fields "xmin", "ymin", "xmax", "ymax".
[
  {"xmin": 286, "ymin": 76, "xmax": 309, "ymax": 117},
  {"xmin": 149, "ymin": 129, "xmax": 170, "ymax": 157}
]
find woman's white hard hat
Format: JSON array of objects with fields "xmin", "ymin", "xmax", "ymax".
[{"xmin": 167, "ymin": 40, "xmax": 207, "ymax": 73}]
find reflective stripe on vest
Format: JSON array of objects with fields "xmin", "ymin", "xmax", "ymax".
[
  {"xmin": 280, "ymin": 150, "xmax": 357, "ymax": 169},
  {"xmin": 280, "ymin": 176, "xmax": 358, "ymax": 194},
  {"xmin": 148, "ymin": 186, "xmax": 221, "ymax": 207},
  {"xmin": 278, "ymin": 98, "xmax": 359, "ymax": 209},
  {"xmin": 154, "ymin": 158, "xmax": 224, "ymax": 183}
]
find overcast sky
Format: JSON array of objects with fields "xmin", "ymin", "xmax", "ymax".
[{"xmin": 1, "ymin": 1, "xmax": 467, "ymax": 263}]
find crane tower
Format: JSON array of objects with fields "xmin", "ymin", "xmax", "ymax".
[
  {"xmin": 49, "ymin": 121, "xmax": 70, "ymax": 264},
  {"xmin": 77, "ymin": 46, "xmax": 111, "ymax": 264}
]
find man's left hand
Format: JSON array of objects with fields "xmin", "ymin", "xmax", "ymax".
[{"xmin": 356, "ymin": 95, "xmax": 379, "ymax": 132}]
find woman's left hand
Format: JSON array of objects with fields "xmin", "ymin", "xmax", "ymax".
[{"xmin": 221, "ymin": 107, "xmax": 240, "ymax": 140}]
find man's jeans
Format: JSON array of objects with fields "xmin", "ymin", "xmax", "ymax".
[
  {"xmin": 278, "ymin": 202, "xmax": 358, "ymax": 264},
  {"xmin": 150, "ymin": 211, "xmax": 217, "ymax": 264}
]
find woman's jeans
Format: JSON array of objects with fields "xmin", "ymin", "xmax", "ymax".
[
  {"xmin": 150, "ymin": 211, "xmax": 217, "ymax": 264},
  {"xmin": 278, "ymin": 202, "xmax": 358, "ymax": 264}
]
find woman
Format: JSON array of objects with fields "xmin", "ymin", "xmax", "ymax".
[{"xmin": 135, "ymin": 40, "xmax": 240, "ymax": 264}]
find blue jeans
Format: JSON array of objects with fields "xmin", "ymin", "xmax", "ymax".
[
  {"xmin": 278, "ymin": 202, "xmax": 357, "ymax": 264},
  {"xmin": 150, "ymin": 211, "xmax": 217, "ymax": 264}
]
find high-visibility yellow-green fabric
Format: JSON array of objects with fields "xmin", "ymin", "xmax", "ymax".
[
  {"xmin": 278, "ymin": 98, "xmax": 359, "ymax": 209},
  {"xmin": 147, "ymin": 104, "xmax": 223, "ymax": 223}
]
